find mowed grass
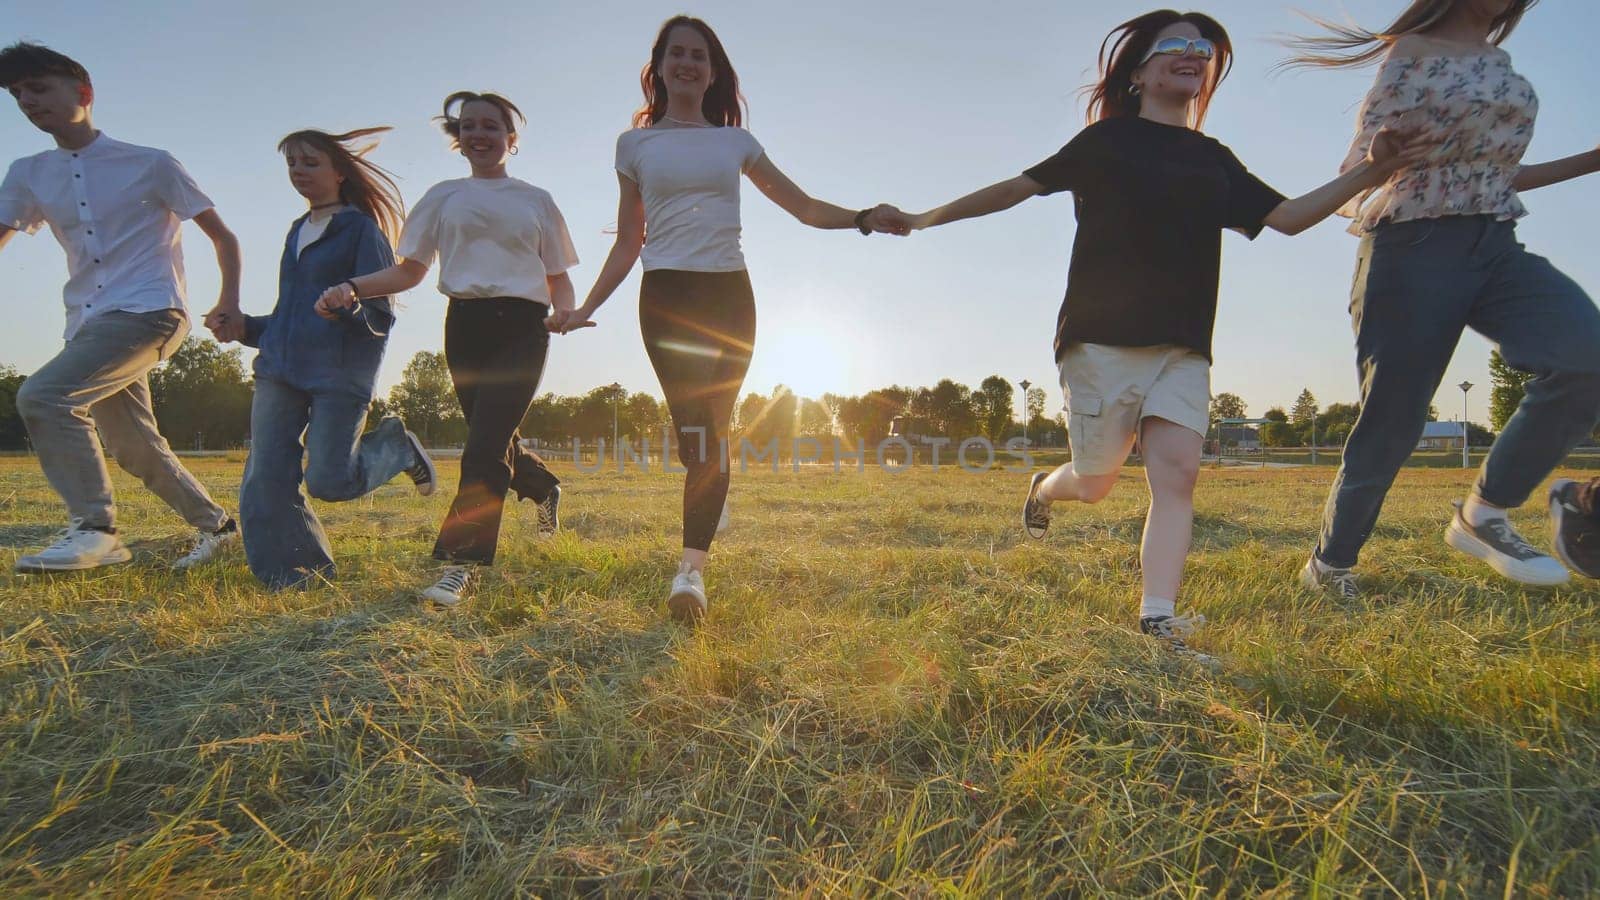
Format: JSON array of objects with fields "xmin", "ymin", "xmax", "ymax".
[{"xmin": 0, "ymin": 456, "xmax": 1597, "ymax": 897}]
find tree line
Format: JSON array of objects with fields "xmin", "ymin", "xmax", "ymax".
[{"xmin": 0, "ymin": 342, "xmax": 1581, "ymax": 452}]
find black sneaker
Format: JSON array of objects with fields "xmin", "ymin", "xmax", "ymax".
[
  {"xmin": 1139, "ymin": 614, "xmax": 1218, "ymax": 667},
  {"xmin": 1299, "ymin": 556, "xmax": 1360, "ymax": 601},
  {"xmin": 1444, "ymin": 501, "xmax": 1569, "ymax": 586},
  {"xmin": 1022, "ymin": 471, "xmax": 1051, "ymax": 539},
  {"xmin": 1550, "ymin": 479, "xmax": 1600, "ymax": 579},
  {"xmin": 404, "ymin": 431, "xmax": 436, "ymax": 497},
  {"xmin": 536, "ymin": 485, "xmax": 561, "ymax": 536}
]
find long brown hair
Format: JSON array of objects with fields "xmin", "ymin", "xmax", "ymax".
[
  {"xmin": 1083, "ymin": 10, "xmax": 1233, "ymax": 130},
  {"xmin": 632, "ymin": 15, "xmax": 747, "ymax": 128},
  {"xmin": 1284, "ymin": 0, "xmax": 1537, "ymax": 68},
  {"xmin": 277, "ymin": 127, "xmax": 405, "ymax": 246}
]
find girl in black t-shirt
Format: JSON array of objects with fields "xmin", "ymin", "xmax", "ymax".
[{"xmin": 879, "ymin": 10, "xmax": 1431, "ymax": 664}]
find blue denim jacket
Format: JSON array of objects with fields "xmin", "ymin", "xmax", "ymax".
[{"xmin": 242, "ymin": 210, "xmax": 396, "ymax": 398}]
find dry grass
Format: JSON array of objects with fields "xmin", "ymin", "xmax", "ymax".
[{"xmin": 0, "ymin": 458, "xmax": 1597, "ymax": 896}]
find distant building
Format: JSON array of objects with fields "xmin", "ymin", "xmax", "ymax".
[{"xmin": 1417, "ymin": 420, "xmax": 1466, "ymax": 450}]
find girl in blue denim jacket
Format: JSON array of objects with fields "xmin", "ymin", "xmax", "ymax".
[{"xmin": 225, "ymin": 127, "xmax": 436, "ymax": 589}]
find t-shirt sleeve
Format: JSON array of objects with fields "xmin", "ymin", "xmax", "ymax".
[
  {"xmin": 538, "ymin": 192, "xmax": 580, "ymax": 276},
  {"xmin": 1022, "ymin": 129, "xmax": 1098, "ymax": 196},
  {"xmin": 0, "ymin": 159, "xmax": 44, "ymax": 234},
  {"xmin": 154, "ymin": 152, "xmax": 215, "ymax": 220},
  {"xmin": 740, "ymin": 129, "xmax": 765, "ymax": 173},
  {"xmin": 614, "ymin": 132, "xmax": 638, "ymax": 183},
  {"xmin": 396, "ymin": 184, "xmax": 444, "ymax": 267},
  {"xmin": 1218, "ymin": 147, "xmax": 1287, "ymax": 239}
]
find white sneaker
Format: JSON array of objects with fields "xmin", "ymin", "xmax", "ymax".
[
  {"xmin": 1299, "ymin": 556, "xmax": 1360, "ymax": 601},
  {"xmin": 1445, "ymin": 503, "xmax": 1569, "ymax": 586},
  {"xmin": 667, "ymin": 569, "xmax": 707, "ymax": 624},
  {"xmin": 173, "ymin": 518, "xmax": 239, "ymax": 570},
  {"xmin": 1139, "ymin": 613, "xmax": 1219, "ymax": 668},
  {"xmin": 421, "ymin": 565, "xmax": 473, "ymax": 607},
  {"xmin": 16, "ymin": 524, "xmax": 132, "ymax": 573}
]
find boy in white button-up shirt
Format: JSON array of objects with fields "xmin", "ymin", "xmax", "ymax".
[{"xmin": 0, "ymin": 42, "xmax": 240, "ymax": 573}]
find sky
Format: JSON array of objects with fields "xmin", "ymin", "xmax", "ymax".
[{"xmin": 3, "ymin": 0, "xmax": 1598, "ymax": 427}]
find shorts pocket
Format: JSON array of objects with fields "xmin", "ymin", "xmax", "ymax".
[{"xmin": 1067, "ymin": 393, "xmax": 1107, "ymax": 470}]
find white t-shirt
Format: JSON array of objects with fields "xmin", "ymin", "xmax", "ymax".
[
  {"xmin": 295, "ymin": 209, "xmax": 339, "ymax": 257},
  {"xmin": 0, "ymin": 133, "xmax": 214, "ymax": 339},
  {"xmin": 614, "ymin": 126, "xmax": 765, "ymax": 272},
  {"xmin": 397, "ymin": 176, "xmax": 578, "ymax": 304}
]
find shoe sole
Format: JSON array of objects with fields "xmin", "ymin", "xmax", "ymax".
[
  {"xmin": 1444, "ymin": 517, "xmax": 1570, "ymax": 586},
  {"xmin": 667, "ymin": 590, "xmax": 706, "ymax": 624},
  {"xmin": 1548, "ymin": 480, "xmax": 1598, "ymax": 578},
  {"xmin": 16, "ymin": 547, "xmax": 133, "ymax": 573},
  {"xmin": 537, "ymin": 488, "xmax": 560, "ymax": 536},
  {"xmin": 420, "ymin": 587, "xmax": 462, "ymax": 607},
  {"xmin": 406, "ymin": 432, "xmax": 437, "ymax": 497},
  {"xmin": 1022, "ymin": 472, "xmax": 1049, "ymax": 540}
]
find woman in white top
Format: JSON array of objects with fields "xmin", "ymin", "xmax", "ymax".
[
  {"xmin": 1289, "ymin": 0, "xmax": 1600, "ymax": 596},
  {"xmin": 552, "ymin": 15, "xmax": 900, "ymax": 623},
  {"xmin": 318, "ymin": 92, "xmax": 580, "ymax": 607}
]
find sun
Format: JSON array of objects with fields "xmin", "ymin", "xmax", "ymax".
[{"xmin": 747, "ymin": 319, "xmax": 856, "ymax": 401}]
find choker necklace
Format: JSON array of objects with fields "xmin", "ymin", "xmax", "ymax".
[
  {"xmin": 662, "ymin": 115, "xmax": 711, "ymax": 128},
  {"xmin": 308, "ymin": 201, "xmax": 343, "ymax": 213}
]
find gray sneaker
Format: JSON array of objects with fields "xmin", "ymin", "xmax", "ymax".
[
  {"xmin": 1299, "ymin": 556, "xmax": 1360, "ymax": 601},
  {"xmin": 1549, "ymin": 479, "xmax": 1600, "ymax": 579},
  {"xmin": 1139, "ymin": 614, "xmax": 1219, "ymax": 668},
  {"xmin": 1022, "ymin": 471, "xmax": 1051, "ymax": 539},
  {"xmin": 1445, "ymin": 502, "xmax": 1569, "ymax": 586}
]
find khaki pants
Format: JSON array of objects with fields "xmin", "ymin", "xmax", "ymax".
[{"xmin": 16, "ymin": 308, "xmax": 228, "ymax": 532}]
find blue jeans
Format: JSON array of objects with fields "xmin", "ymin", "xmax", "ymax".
[
  {"xmin": 240, "ymin": 377, "xmax": 415, "ymax": 589},
  {"xmin": 1317, "ymin": 216, "xmax": 1600, "ymax": 569}
]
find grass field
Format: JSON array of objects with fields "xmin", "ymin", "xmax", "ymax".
[{"xmin": 0, "ymin": 457, "xmax": 1597, "ymax": 896}]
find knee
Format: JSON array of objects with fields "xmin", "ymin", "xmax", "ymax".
[
  {"xmin": 1077, "ymin": 471, "xmax": 1119, "ymax": 504},
  {"xmin": 303, "ymin": 463, "xmax": 357, "ymax": 501},
  {"xmin": 14, "ymin": 379, "xmax": 61, "ymax": 422},
  {"xmin": 1144, "ymin": 448, "xmax": 1200, "ymax": 497}
]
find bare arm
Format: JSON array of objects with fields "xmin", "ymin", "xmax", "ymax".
[
  {"xmin": 556, "ymin": 173, "xmax": 645, "ymax": 332},
  {"xmin": 0, "ymin": 224, "xmax": 15, "ymax": 252},
  {"xmin": 907, "ymin": 175, "xmax": 1041, "ymax": 231},
  {"xmin": 314, "ymin": 259, "xmax": 429, "ymax": 319},
  {"xmin": 1513, "ymin": 148, "xmax": 1600, "ymax": 192},
  {"xmin": 746, "ymin": 154, "xmax": 863, "ymax": 230},
  {"xmin": 547, "ymin": 271, "xmax": 575, "ymax": 312},
  {"xmin": 192, "ymin": 209, "xmax": 243, "ymax": 340},
  {"xmin": 1263, "ymin": 127, "xmax": 1437, "ymax": 236}
]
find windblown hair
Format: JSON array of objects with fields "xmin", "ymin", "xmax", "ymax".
[
  {"xmin": 278, "ymin": 128, "xmax": 405, "ymax": 246},
  {"xmin": 1083, "ymin": 10, "xmax": 1232, "ymax": 129},
  {"xmin": 435, "ymin": 91, "xmax": 525, "ymax": 148},
  {"xmin": 633, "ymin": 15, "xmax": 747, "ymax": 128},
  {"xmin": 0, "ymin": 41, "xmax": 91, "ymax": 91},
  {"xmin": 1283, "ymin": 0, "xmax": 1536, "ymax": 69}
]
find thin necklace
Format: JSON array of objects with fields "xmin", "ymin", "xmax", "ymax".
[{"xmin": 662, "ymin": 115, "xmax": 711, "ymax": 128}]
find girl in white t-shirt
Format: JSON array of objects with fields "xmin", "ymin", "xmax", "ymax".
[
  {"xmin": 318, "ymin": 92, "xmax": 580, "ymax": 607},
  {"xmin": 552, "ymin": 15, "xmax": 901, "ymax": 624}
]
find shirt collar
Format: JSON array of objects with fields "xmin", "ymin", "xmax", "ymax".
[{"xmin": 54, "ymin": 131, "xmax": 117, "ymax": 159}]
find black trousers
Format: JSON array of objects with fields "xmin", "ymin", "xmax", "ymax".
[
  {"xmin": 639, "ymin": 269, "xmax": 756, "ymax": 553},
  {"xmin": 433, "ymin": 298, "xmax": 559, "ymax": 565}
]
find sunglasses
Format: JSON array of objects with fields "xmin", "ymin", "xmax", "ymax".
[{"xmin": 1139, "ymin": 37, "xmax": 1217, "ymax": 65}]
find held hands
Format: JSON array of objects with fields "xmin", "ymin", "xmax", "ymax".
[
  {"xmin": 203, "ymin": 302, "xmax": 244, "ymax": 343},
  {"xmin": 546, "ymin": 307, "xmax": 598, "ymax": 335},
  {"xmin": 314, "ymin": 282, "xmax": 358, "ymax": 321}
]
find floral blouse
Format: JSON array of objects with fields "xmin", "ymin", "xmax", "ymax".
[{"xmin": 1338, "ymin": 47, "xmax": 1538, "ymax": 234}]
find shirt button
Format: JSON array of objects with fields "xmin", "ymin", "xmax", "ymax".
[
  {"xmin": 74, "ymin": 174, "xmax": 81, "ymax": 179},
  {"xmin": 86, "ymin": 230, "xmax": 93, "ymax": 235},
  {"xmin": 94, "ymin": 259, "xmax": 101, "ymax": 264},
  {"xmin": 80, "ymin": 202, "xmax": 86, "ymax": 207}
]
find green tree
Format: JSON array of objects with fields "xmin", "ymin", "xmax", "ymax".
[
  {"xmin": 1210, "ymin": 392, "xmax": 1247, "ymax": 422},
  {"xmin": 149, "ymin": 336, "xmax": 253, "ymax": 449},
  {"xmin": 798, "ymin": 397, "xmax": 833, "ymax": 437},
  {"xmin": 388, "ymin": 351, "xmax": 463, "ymax": 446},
  {"xmin": 1259, "ymin": 407, "xmax": 1296, "ymax": 447},
  {"xmin": 0, "ymin": 365, "xmax": 28, "ymax": 450},
  {"xmin": 975, "ymin": 375, "xmax": 1014, "ymax": 441},
  {"xmin": 1290, "ymin": 389, "xmax": 1318, "ymax": 426},
  {"xmin": 1489, "ymin": 350, "xmax": 1533, "ymax": 432}
]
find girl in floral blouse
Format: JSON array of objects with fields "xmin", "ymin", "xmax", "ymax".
[{"xmin": 1291, "ymin": 0, "xmax": 1600, "ymax": 596}]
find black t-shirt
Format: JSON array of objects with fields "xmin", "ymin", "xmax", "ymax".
[{"xmin": 1023, "ymin": 116, "xmax": 1285, "ymax": 363}]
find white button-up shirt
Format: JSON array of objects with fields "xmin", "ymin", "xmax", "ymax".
[{"xmin": 0, "ymin": 133, "xmax": 214, "ymax": 339}]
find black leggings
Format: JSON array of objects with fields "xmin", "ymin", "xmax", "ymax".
[
  {"xmin": 640, "ymin": 269, "xmax": 756, "ymax": 553},
  {"xmin": 434, "ymin": 298, "xmax": 559, "ymax": 565}
]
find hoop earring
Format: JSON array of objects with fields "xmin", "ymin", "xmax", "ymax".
[
  {"xmin": 1129, "ymin": 84, "xmax": 1142, "ymax": 96},
  {"xmin": 510, "ymin": 146, "xmax": 520, "ymax": 156}
]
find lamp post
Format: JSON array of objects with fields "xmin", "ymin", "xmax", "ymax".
[
  {"xmin": 1310, "ymin": 410, "xmax": 1317, "ymax": 466},
  {"xmin": 610, "ymin": 381, "xmax": 622, "ymax": 458},
  {"xmin": 1018, "ymin": 379, "xmax": 1032, "ymax": 446},
  {"xmin": 1458, "ymin": 381, "xmax": 1473, "ymax": 468}
]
